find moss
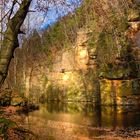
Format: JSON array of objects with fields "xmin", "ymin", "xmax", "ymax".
[
  {"xmin": 132, "ymin": 79, "xmax": 140, "ymax": 95},
  {"xmin": 96, "ymin": 27, "xmax": 135, "ymax": 80},
  {"xmin": 129, "ymin": 61, "xmax": 139, "ymax": 78},
  {"xmin": 0, "ymin": 90, "xmax": 12, "ymax": 106},
  {"xmin": 99, "ymin": 65, "xmax": 131, "ymax": 79},
  {"xmin": 0, "ymin": 117, "xmax": 16, "ymax": 139},
  {"xmin": 118, "ymin": 80, "xmax": 132, "ymax": 96}
]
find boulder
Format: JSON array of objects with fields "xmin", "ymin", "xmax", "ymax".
[
  {"xmin": 10, "ymin": 91, "xmax": 27, "ymax": 106},
  {"xmin": 11, "ymin": 97, "xmax": 27, "ymax": 106},
  {"xmin": 0, "ymin": 89, "xmax": 27, "ymax": 107}
]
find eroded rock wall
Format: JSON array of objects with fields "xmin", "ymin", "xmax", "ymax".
[{"xmin": 96, "ymin": 1, "xmax": 140, "ymax": 105}]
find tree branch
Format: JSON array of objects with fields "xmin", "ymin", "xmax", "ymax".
[
  {"xmin": 8, "ymin": 0, "xmax": 17, "ymax": 20},
  {"xmin": 10, "ymin": 0, "xmax": 32, "ymax": 34},
  {"xmin": 0, "ymin": 0, "xmax": 32, "ymax": 88},
  {"xmin": 0, "ymin": 10, "xmax": 10, "ymax": 23}
]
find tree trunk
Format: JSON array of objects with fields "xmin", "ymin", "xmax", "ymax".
[{"xmin": 0, "ymin": 0, "xmax": 32, "ymax": 88}]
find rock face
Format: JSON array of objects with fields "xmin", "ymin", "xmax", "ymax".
[
  {"xmin": 96, "ymin": 2, "xmax": 140, "ymax": 105},
  {"xmin": 44, "ymin": 29, "xmax": 98, "ymax": 102},
  {"xmin": 5, "ymin": 0, "xmax": 140, "ymax": 105}
]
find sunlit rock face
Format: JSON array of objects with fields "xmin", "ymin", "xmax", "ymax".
[
  {"xmin": 42, "ymin": 28, "xmax": 99, "ymax": 102},
  {"xmin": 75, "ymin": 29, "xmax": 89, "ymax": 70},
  {"xmin": 45, "ymin": 28, "xmax": 97, "ymax": 102},
  {"xmin": 100, "ymin": 79, "xmax": 140, "ymax": 105}
]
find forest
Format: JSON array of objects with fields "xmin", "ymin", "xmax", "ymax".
[{"xmin": 0, "ymin": 0, "xmax": 140, "ymax": 139}]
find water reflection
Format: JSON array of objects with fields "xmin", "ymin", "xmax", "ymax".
[{"xmin": 21, "ymin": 102, "xmax": 140, "ymax": 140}]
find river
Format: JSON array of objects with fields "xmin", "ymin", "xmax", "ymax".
[{"xmin": 17, "ymin": 102, "xmax": 140, "ymax": 140}]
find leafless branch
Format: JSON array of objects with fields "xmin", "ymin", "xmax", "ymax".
[
  {"xmin": 0, "ymin": 9, "xmax": 10, "ymax": 22},
  {"xmin": 8, "ymin": 0, "xmax": 17, "ymax": 20}
]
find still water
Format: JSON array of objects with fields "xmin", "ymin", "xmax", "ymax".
[{"xmin": 20, "ymin": 102, "xmax": 140, "ymax": 140}]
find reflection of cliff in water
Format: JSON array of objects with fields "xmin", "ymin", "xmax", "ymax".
[
  {"xmin": 17, "ymin": 103, "xmax": 140, "ymax": 140},
  {"xmin": 44, "ymin": 102, "xmax": 140, "ymax": 128}
]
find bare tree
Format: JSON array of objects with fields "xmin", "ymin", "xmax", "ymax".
[
  {"xmin": 0, "ymin": 0, "xmax": 72, "ymax": 88},
  {"xmin": 0, "ymin": 0, "xmax": 32, "ymax": 88}
]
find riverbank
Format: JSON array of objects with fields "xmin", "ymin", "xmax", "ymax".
[{"xmin": 0, "ymin": 106, "xmax": 36, "ymax": 140}]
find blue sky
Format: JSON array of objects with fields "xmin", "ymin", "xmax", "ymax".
[
  {"xmin": 27, "ymin": 0, "xmax": 82, "ymax": 31},
  {"xmin": 1, "ymin": 0, "xmax": 82, "ymax": 32}
]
